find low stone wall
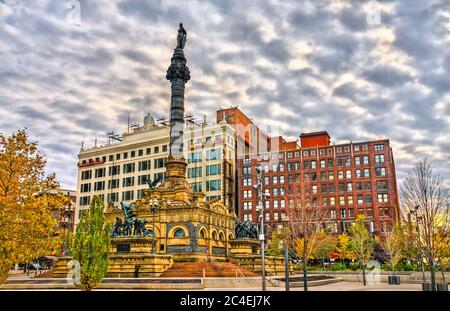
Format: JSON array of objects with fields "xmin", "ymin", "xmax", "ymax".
[
  {"xmin": 52, "ymin": 254, "xmax": 174, "ymax": 278},
  {"xmin": 308, "ymin": 271, "xmax": 450, "ymax": 284},
  {"xmin": 230, "ymin": 255, "xmax": 291, "ymax": 276}
]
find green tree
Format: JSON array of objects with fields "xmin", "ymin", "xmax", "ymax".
[
  {"xmin": 0, "ymin": 129, "xmax": 66, "ymax": 284},
  {"xmin": 72, "ymin": 195, "xmax": 111, "ymax": 291},
  {"xmin": 266, "ymin": 229, "xmax": 289, "ymax": 257},
  {"xmin": 348, "ymin": 215, "xmax": 374, "ymax": 285}
]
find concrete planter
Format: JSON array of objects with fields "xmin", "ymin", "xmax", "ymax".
[{"xmin": 437, "ymin": 283, "xmax": 448, "ymax": 291}]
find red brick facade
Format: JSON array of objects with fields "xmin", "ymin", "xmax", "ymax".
[{"xmin": 238, "ymin": 138, "xmax": 400, "ymax": 237}]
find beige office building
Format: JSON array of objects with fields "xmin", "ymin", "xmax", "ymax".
[{"xmin": 74, "ymin": 115, "xmax": 236, "ymax": 225}]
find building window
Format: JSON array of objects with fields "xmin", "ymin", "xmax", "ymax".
[
  {"xmin": 356, "ymin": 169, "xmax": 362, "ymax": 178},
  {"xmin": 79, "ymin": 196, "xmax": 90, "ymax": 206},
  {"xmin": 243, "ymin": 178, "xmax": 252, "ymax": 187},
  {"xmin": 243, "ymin": 166, "xmax": 251, "ymax": 175},
  {"xmin": 243, "ymin": 190, "xmax": 252, "ymax": 198},
  {"xmin": 154, "ymin": 146, "xmax": 159, "ymax": 154},
  {"xmin": 312, "ymin": 185, "xmax": 317, "ymax": 194},
  {"xmin": 123, "ymin": 152, "xmax": 128, "ymax": 159},
  {"xmin": 130, "ymin": 151, "xmax": 135, "ymax": 158},
  {"xmin": 154, "ymin": 158, "xmax": 166, "ymax": 168},
  {"xmin": 192, "ymin": 182, "xmax": 202, "ymax": 192},
  {"xmin": 94, "ymin": 168, "xmax": 106, "ymax": 178},
  {"xmin": 243, "ymin": 202, "xmax": 252, "ymax": 210},
  {"xmin": 346, "ymin": 170, "xmax": 351, "ymax": 179},
  {"xmin": 375, "ymin": 167, "xmax": 386, "ymax": 177},
  {"xmin": 94, "ymin": 181, "xmax": 105, "ymax": 191},
  {"xmin": 331, "ymin": 209, "xmax": 337, "ymax": 219},
  {"xmin": 322, "ymin": 197, "xmax": 328, "ymax": 206},
  {"xmin": 162, "ymin": 145, "xmax": 168, "ymax": 152},
  {"xmin": 264, "ymin": 176, "xmax": 270, "ymax": 185},
  {"xmin": 273, "ymin": 200, "xmax": 279, "ymax": 209},
  {"xmin": 374, "ymin": 144, "xmax": 384, "ymax": 151},
  {"xmin": 338, "ymin": 171, "xmax": 344, "ymax": 179},
  {"xmin": 122, "ymin": 190, "xmax": 134, "ymax": 201},
  {"xmin": 328, "ymin": 171, "xmax": 334, "ymax": 180},
  {"xmin": 355, "ymin": 157, "xmax": 361, "ymax": 165},
  {"xmin": 357, "ymin": 195, "xmax": 363, "ymax": 204},
  {"xmin": 109, "ymin": 155, "xmax": 114, "ymax": 161},
  {"xmin": 347, "ymin": 196, "xmax": 353, "ymax": 205},
  {"xmin": 122, "ymin": 177, "xmax": 135, "ymax": 187},
  {"xmin": 354, "ymin": 145, "xmax": 360, "ymax": 152},
  {"xmin": 279, "ymin": 163, "xmax": 285, "ymax": 172},
  {"xmin": 346, "ymin": 182, "xmax": 352, "ymax": 192},
  {"xmin": 340, "ymin": 196, "xmax": 345, "ymax": 205},
  {"xmin": 108, "ymin": 179, "xmax": 119, "ymax": 189},
  {"xmin": 375, "ymin": 154, "xmax": 385, "ymax": 164},
  {"xmin": 80, "ymin": 183, "xmax": 91, "ymax": 193},
  {"xmin": 206, "ymin": 149, "xmax": 221, "ymax": 161},
  {"xmin": 327, "ymin": 159, "xmax": 333, "ymax": 168},
  {"xmin": 280, "ymin": 200, "xmax": 286, "ymax": 208},
  {"xmin": 243, "ymin": 157, "xmax": 251, "ymax": 164},
  {"xmin": 377, "ymin": 193, "xmax": 388, "ymax": 203},
  {"xmin": 311, "ymin": 161, "xmax": 316, "ymax": 169},
  {"xmin": 273, "ymin": 176, "xmax": 278, "ymax": 185},
  {"xmin": 206, "ymin": 180, "xmax": 221, "ymax": 191},
  {"xmin": 356, "ymin": 182, "xmax": 363, "ymax": 191},
  {"xmin": 363, "ymin": 156, "xmax": 369, "ymax": 165},
  {"xmin": 109, "ymin": 165, "xmax": 120, "ymax": 176},
  {"xmin": 188, "ymin": 152, "xmax": 202, "ymax": 163},
  {"xmin": 174, "ymin": 229, "xmax": 185, "ymax": 238},
  {"xmin": 137, "ymin": 189, "xmax": 146, "ymax": 200},
  {"xmin": 206, "ymin": 164, "xmax": 221, "ymax": 176},
  {"xmin": 364, "ymin": 169, "xmax": 370, "ymax": 178},
  {"xmin": 123, "ymin": 163, "xmax": 135, "ymax": 174},
  {"xmin": 107, "ymin": 192, "xmax": 118, "ymax": 203},
  {"xmin": 243, "ymin": 214, "xmax": 253, "ymax": 222},
  {"xmin": 81, "ymin": 170, "xmax": 92, "ymax": 181},
  {"xmin": 377, "ymin": 180, "xmax": 388, "ymax": 190},
  {"xmin": 138, "ymin": 160, "xmax": 151, "ymax": 171},
  {"xmin": 138, "ymin": 175, "xmax": 151, "ymax": 185},
  {"xmin": 188, "ymin": 167, "xmax": 202, "ymax": 178},
  {"xmin": 330, "ymin": 197, "xmax": 336, "ymax": 206},
  {"xmin": 340, "ymin": 208, "xmax": 346, "ymax": 219},
  {"xmin": 265, "ymin": 213, "xmax": 270, "ymax": 221},
  {"xmin": 273, "ymin": 188, "xmax": 278, "ymax": 196}
]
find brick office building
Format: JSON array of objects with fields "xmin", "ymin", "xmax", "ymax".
[{"xmin": 237, "ymin": 131, "xmax": 400, "ymax": 237}]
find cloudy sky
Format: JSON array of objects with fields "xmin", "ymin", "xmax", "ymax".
[{"xmin": 0, "ymin": 0, "xmax": 449, "ymax": 190}]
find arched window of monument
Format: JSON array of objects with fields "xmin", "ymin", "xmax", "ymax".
[
  {"xmin": 218, "ymin": 232, "xmax": 224, "ymax": 241},
  {"xmin": 199, "ymin": 228, "xmax": 206, "ymax": 239},
  {"xmin": 228, "ymin": 233, "xmax": 234, "ymax": 240},
  {"xmin": 174, "ymin": 228, "xmax": 185, "ymax": 238},
  {"xmin": 211, "ymin": 230, "xmax": 218, "ymax": 240}
]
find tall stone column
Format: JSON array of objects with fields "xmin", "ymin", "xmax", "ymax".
[{"xmin": 166, "ymin": 23, "xmax": 190, "ymax": 158}]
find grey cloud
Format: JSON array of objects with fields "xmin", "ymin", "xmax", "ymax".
[{"xmin": 363, "ymin": 65, "xmax": 413, "ymax": 86}]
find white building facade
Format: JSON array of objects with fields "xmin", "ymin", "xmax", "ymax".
[{"xmin": 74, "ymin": 117, "xmax": 236, "ymax": 225}]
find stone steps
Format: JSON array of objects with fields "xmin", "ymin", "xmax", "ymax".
[{"xmin": 161, "ymin": 262, "xmax": 256, "ymax": 278}]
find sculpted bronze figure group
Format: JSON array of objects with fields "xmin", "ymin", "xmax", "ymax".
[
  {"xmin": 235, "ymin": 220, "xmax": 258, "ymax": 240},
  {"xmin": 111, "ymin": 202, "xmax": 152, "ymax": 237}
]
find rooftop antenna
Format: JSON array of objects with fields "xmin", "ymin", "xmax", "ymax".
[
  {"xmin": 94, "ymin": 138, "xmax": 97, "ymax": 147},
  {"xmin": 81, "ymin": 141, "xmax": 84, "ymax": 149},
  {"xmin": 107, "ymin": 131, "xmax": 123, "ymax": 143},
  {"xmin": 127, "ymin": 112, "xmax": 131, "ymax": 134}
]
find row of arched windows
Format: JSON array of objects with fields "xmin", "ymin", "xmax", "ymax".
[{"xmin": 171, "ymin": 226, "xmax": 232, "ymax": 241}]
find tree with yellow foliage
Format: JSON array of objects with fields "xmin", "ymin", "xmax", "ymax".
[
  {"xmin": 380, "ymin": 223, "xmax": 405, "ymax": 278},
  {"xmin": 348, "ymin": 215, "xmax": 375, "ymax": 285},
  {"xmin": 336, "ymin": 232, "xmax": 354, "ymax": 268},
  {"xmin": 0, "ymin": 129, "xmax": 67, "ymax": 284}
]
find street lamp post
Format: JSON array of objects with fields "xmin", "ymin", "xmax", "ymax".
[
  {"xmin": 254, "ymin": 166, "xmax": 267, "ymax": 291},
  {"xmin": 284, "ymin": 218, "xmax": 290, "ymax": 292},
  {"xmin": 149, "ymin": 198, "xmax": 159, "ymax": 256},
  {"xmin": 410, "ymin": 205, "xmax": 426, "ymax": 284}
]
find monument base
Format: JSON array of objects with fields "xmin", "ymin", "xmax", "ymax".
[{"xmin": 229, "ymin": 239, "xmax": 260, "ymax": 255}]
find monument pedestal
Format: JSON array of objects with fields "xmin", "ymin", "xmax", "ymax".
[{"xmin": 229, "ymin": 239, "xmax": 260, "ymax": 255}]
